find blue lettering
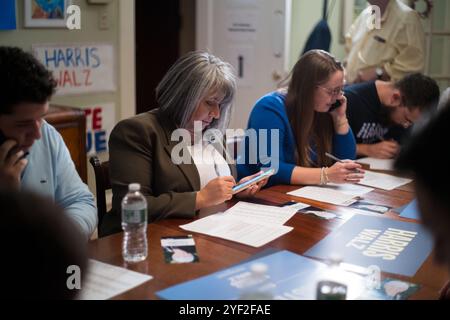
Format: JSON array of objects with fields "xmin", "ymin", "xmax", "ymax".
[
  {"xmin": 86, "ymin": 131, "xmax": 92, "ymax": 152},
  {"xmin": 44, "ymin": 49, "xmax": 58, "ymax": 68},
  {"xmin": 75, "ymin": 47, "xmax": 85, "ymax": 67},
  {"xmin": 57, "ymin": 49, "xmax": 67, "ymax": 68},
  {"xmin": 95, "ymin": 131, "xmax": 107, "ymax": 152},
  {"xmin": 85, "ymin": 47, "xmax": 90, "ymax": 67},
  {"xmin": 66, "ymin": 48, "xmax": 75, "ymax": 67},
  {"xmin": 90, "ymin": 47, "xmax": 100, "ymax": 68}
]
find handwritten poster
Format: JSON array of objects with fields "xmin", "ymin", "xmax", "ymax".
[
  {"xmin": 305, "ymin": 215, "xmax": 433, "ymax": 277},
  {"xmin": 82, "ymin": 103, "xmax": 115, "ymax": 155},
  {"xmin": 32, "ymin": 43, "xmax": 116, "ymax": 95}
]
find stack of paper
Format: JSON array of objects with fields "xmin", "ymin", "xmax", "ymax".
[
  {"xmin": 357, "ymin": 157, "xmax": 394, "ymax": 171},
  {"xmin": 78, "ymin": 260, "xmax": 153, "ymax": 300},
  {"xmin": 357, "ymin": 171, "xmax": 412, "ymax": 190},
  {"xmin": 180, "ymin": 201, "xmax": 306, "ymax": 247},
  {"xmin": 287, "ymin": 186, "xmax": 358, "ymax": 206}
]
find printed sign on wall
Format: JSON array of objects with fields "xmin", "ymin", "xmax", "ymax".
[
  {"xmin": 82, "ymin": 103, "xmax": 115, "ymax": 156},
  {"xmin": 33, "ymin": 43, "xmax": 116, "ymax": 95}
]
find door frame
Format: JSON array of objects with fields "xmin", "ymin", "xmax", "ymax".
[{"xmin": 119, "ymin": 0, "xmax": 136, "ymax": 121}]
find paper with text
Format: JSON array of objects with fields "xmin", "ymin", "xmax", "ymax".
[
  {"xmin": 287, "ymin": 186, "xmax": 357, "ymax": 206},
  {"xmin": 357, "ymin": 157, "xmax": 394, "ymax": 171},
  {"xmin": 322, "ymin": 183, "xmax": 374, "ymax": 197},
  {"xmin": 357, "ymin": 171, "xmax": 412, "ymax": 191},
  {"xmin": 78, "ymin": 260, "xmax": 152, "ymax": 300},
  {"xmin": 180, "ymin": 214, "xmax": 293, "ymax": 247},
  {"xmin": 223, "ymin": 201, "xmax": 307, "ymax": 226}
]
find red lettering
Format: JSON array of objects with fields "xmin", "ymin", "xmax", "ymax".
[
  {"xmin": 83, "ymin": 69, "xmax": 92, "ymax": 86},
  {"xmin": 62, "ymin": 70, "xmax": 73, "ymax": 87},
  {"xmin": 72, "ymin": 70, "xmax": 82, "ymax": 87},
  {"xmin": 92, "ymin": 107, "xmax": 102, "ymax": 130},
  {"xmin": 55, "ymin": 70, "xmax": 62, "ymax": 87}
]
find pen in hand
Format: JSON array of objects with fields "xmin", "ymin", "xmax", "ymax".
[
  {"xmin": 211, "ymin": 147, "xmax": 221, "ymax": 177},
  {"xmin": 325, "ymin": 152, "xmax": 363, "ymax": 173}
]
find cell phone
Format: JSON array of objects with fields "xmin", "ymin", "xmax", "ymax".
[
  {"xmin": 0, "ymin": 130, "xmax": 29, "ymax": 160},
  {"xmin": 316, "ymin": 280, "xmax": 347, "ymax": 300},
  {"xmin": 232, "ymin": 168, "xmax": 275, "ymax": 194},
  {"xmin": 278, "ymin": 201, "xmax": 298, "ymax": 207},
  {"xmin": 329, "ymin": 100, "xmax": 341, "ymax": 112}
]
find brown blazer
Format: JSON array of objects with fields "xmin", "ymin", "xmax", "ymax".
[{"xmin": 100, "ymin": 109, "xmax": 237, "ymax": 236}]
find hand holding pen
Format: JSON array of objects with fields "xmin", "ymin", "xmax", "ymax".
[{"xmin": 324, "ymin": 152, "xmax": 365, "ymax": 184}]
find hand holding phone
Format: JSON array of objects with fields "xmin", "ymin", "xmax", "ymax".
[
  {"xmin": 232, "ymin": 169, "xmax": 275, "ymax": 194},
  {"xmin": 329, "ymin": 99, "xmax": 341, "ymax": 112},
  {"xmin": 0, "ymin": 131, "xmax": 29, "ymax": 160},
  {"xmin": 0, "ymin": 131, "xmax": 28, "ymax": 191}
]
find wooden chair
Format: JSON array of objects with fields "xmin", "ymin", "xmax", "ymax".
[{"xmin": 89, "ymin": 156, "xmax": 111, "ymax": 229}]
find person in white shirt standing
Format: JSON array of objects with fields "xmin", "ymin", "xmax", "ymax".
[{"xmin": 345, "ymin": 0, "xmax": 426, "ymax": 84}]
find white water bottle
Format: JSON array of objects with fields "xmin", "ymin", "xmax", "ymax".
[{"xmin": 121, "ymin": 183, "xmax": 148, "ymax": 263}]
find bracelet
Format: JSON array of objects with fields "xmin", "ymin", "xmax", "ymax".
[{"xmin": 320, "ymin": 167, "xmax": 329, "ymax": 185}]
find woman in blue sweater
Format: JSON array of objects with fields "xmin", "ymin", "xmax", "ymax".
[{"xmin": 237, "ymin": 50, "xmax": 364, "ymax": 187}]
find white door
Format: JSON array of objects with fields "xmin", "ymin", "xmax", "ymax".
[{"xmin": 196, "ymin": 0, "xmax": 292, "ymax": 131}]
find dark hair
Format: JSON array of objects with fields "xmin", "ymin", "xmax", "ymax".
[
  {"xmin": 285, "ymin": 50, "xmax": 344, "ymax": 167},
  {"xmin": 395, "ymin": 73, "xmax": 440, "ymax": 112},
  {"xmin": 0, "ymin": 46, "xmax": 56, "ymax": 114},
  {"xmin": 394, "ymin": 99, "xmax": 450, "ymax": 211},
  {"xmin": 0, "ymin": 191, "xmax": 87, "ymax": 299}
]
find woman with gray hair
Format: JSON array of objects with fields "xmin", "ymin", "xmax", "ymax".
[{"xmin": 102, "ymin": 51, "xmax": 267, "ymax": 236}]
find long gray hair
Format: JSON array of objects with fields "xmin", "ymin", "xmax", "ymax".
[{"xmin": 156, "ymin": 51, "xmax": 236, "ymax": 132}]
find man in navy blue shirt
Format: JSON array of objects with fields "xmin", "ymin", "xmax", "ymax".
[{"xmin": 345, "ymin": 73, "xmax": 439, "ymax": 159}]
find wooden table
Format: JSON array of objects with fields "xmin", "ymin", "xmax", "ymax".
[{"xmin": 88, "ymin": 182, "xmax": 448, "ymax": 300}]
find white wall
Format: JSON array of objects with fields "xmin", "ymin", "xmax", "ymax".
[{"xmin": 289, "ymin": 0, "xmax": 346, "ymax": 69}]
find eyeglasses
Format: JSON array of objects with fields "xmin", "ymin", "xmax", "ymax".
[{"xmin": 317, "ymin": 85, "xmax": 344, "ymax": 97}]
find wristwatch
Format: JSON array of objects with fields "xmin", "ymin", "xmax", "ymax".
[{"xmin": 375, "ymin": 67, "xmax": 384, "ymax": 80}]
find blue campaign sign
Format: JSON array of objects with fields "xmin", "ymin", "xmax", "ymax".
[
  {"xmin": 399, "ymin": 199, "xmax": 420, "ymax": 220},
  {"xmin": 0, "ymin": 0, "xmax": 16, "ymax": 30},
  {"xmin": 305, "ymin": 215, "xmax": 433, "ymax": 277},
  {"xmin": 156, "ymin": 250, "xmax": 368, "ymax": 300},
  {"xmin": 157, "ymin": 251, "xmax": 317, "ymax": 300}
]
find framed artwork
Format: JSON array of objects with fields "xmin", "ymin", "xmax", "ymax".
[
  {"xmin": 24, "ymin": 0, "xmax": 71, "ymax": 28},
  {"xmin": 340, "ymin": 0, "xmax": 368, "ymax": 43}
]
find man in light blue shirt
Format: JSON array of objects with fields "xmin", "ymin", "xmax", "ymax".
[{"xmin": 0, "ymin": 46, "xmax": 97, "ymax": 240}]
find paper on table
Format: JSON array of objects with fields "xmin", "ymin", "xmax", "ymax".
[
  {"xmin": 180, "ymin": 214, "xmax": 293, "ymax": 248},
  {"xmin": 357, "ymin": 157, "xmax": 394, "ymax": 171},
  {"xmin": 322, "ymin": 183, "xmax": 374, "ymax": 197},
  {"xmin": 287, "ymin": 186, "xmax": 357, "ymax": 206},
  {"xmin": 78, "ymin": 260, "xmax": 153, "ymax": 300},
  {"xmin": 357, "ymin": 171, "xmax": 412, "ymax": 191},
  {"xmin": 223, "ymin": 201, "xmax": 307, "ymax": 226}
]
